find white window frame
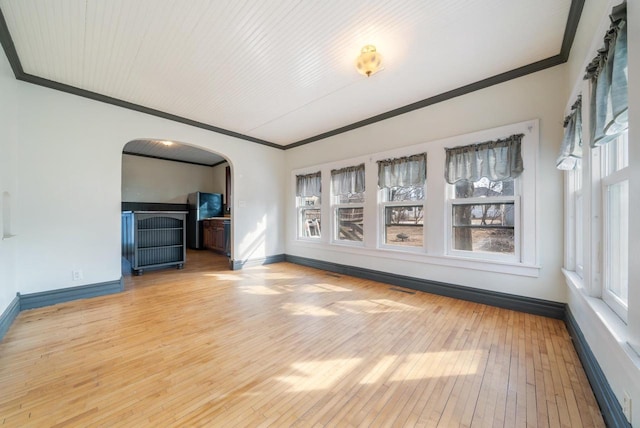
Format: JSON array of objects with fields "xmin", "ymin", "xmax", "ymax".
[
  {"xmin": 600, "ymin": 131, "xmax": 629, "ymax": 321},
  {"xmin": 331, "ymin": 166, "xmax": 365, "ymax": 247},
  {"xmin": 378, "ymin": 188, "xmax": 426, "ymax": 253},
  {"xmin": 296, "ymin": 195, "xmax": 321, "ymax": 240},
  {"xmin": 446, "ymin": 187, "xmax": 522, "ymax": 263}
]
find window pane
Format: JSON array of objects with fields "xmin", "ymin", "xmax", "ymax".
[
  {"xmin": 337, "ymin": 192, "xmax": 365, "ymax": 204},
  {"xmin": 452, "ymin": 203, "xmax": 515, "ymax": 254},
  {"xmin": 299, "ymin": 195, "xmax": 320, "ymax": 206},
  {"xmin": 384, "ymin": 186, "xmax": 424, "ymax": 202},
  {"xmin": 300, "ymin": 209, "xmax": 321, "ymax": 238},
  {"xmin": 454, "ymin": 177, "xmax": 514, "ymax": 199},
  {"xmin": 575, "ymin": 193, "xmax": 583, "ymax": 273},
  {"xmin": 384, "ymin": 206, "xmax": 423, "ymax": 247},
  {"xmin": 605, "ymin": 180, "xmax": 628, "ymax": 304},
  {"xmin": 605, "ymin": 132, "xmax": 628, "ymax": 174},
  {"xmin": 336, "ymin": 207, "xmax": 363, "ymax": 242}
]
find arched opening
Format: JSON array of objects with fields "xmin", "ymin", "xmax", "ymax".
[{"xmin": 121, "ymin": 138, "xmax": 233, "ymax": 276}]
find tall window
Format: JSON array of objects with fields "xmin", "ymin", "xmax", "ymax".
[
  {"xmin": 331, "ymin": 164, "xmax": 365, "ymax": 243},
  {"xmin": 377, "ymin": 154, "xmax": 426, "ymax": 248},
  {"xmin": 445, "ymin": 134, "xmax": 523, "ymax": 260},
  {"xmin": 585, "ymin": 2, "xmax": 627, "ymax": 320},
  {"xmin": 601, "ymin": 131, "xmax": 628, "ymax": 317},
  {"xmin": 295, "ymin": 172, "xmax": 321, "ymax": 239}
]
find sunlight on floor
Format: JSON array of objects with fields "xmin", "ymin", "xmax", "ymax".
[
  {"xmin": 388, "ymin": 351, "xmax": 482, "ymax": 381},
  {"xmin": 333, "ymin": 299, "xmax": 422, "ymax": 314},
  {"xmin": 281, "ymin": 302, "xmax": 337, "ymax": 317},
  {"xmin": 203, "ymin": 273, "xmax": 245, "ymax": 281},
  {"xmin": 276, "ymin": 358, "xmax": 363, "ymax": 392}
]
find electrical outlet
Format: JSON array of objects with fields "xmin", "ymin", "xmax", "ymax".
[
  {"xmin": 72, "ymin": 270, "xmax": 83, "ymax": 281},
  {"xmin": 623, "ymin": 391, "xmax": 632, "ymax": 421}
]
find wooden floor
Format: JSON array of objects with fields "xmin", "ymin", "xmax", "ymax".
[{"xmin": 0, "ymin": 251, "xmax": 604, "ymax": 427}]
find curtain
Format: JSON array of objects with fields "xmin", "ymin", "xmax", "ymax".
[
  {"xmin": 584, "ymin": 2, "xmax": 627, "ymax": 147},
  {"xmin": 377, "ymin": 154, "xmax": 426, "ymax": 188},
  {"xmin": 444, "ymin": 134, "xmax": 524, "ymax": 184},
  {"xmin": 295, "ymin": 171, "xmax": 321, "ymax": 197},
  {"xmin": 331, "ymin": 164, "xmax": 365, "ymax": 195},
  {"xmin": 556, "ymin": 96, "xmax": 583, "ymax": 170}
]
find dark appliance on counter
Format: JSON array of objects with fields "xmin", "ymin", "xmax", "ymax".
[{"xmin": 187, "ymin": 192, "xmax": 223, "ymax": 249}]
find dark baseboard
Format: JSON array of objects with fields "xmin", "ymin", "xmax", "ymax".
[
  {"xmin": 20, "ymin": 278, "xmax": 124, "ymax": 311},
  {"xmin": 284, "ymin": 255, "xmax": 565, "ymax": 319},
  {"xmin": 0, "ymin": 294, "xmax": 20, "ymax": 341},
  {"xmin": 231, "ymin": 254, "xmax": 285, "ymax": 270},
  {"xmin": 565, "ymin": 309, "xmax": 630, "ymax": 427}
]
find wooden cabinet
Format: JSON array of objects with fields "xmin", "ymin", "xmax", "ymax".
[{"xmin": 203, "ymin": 219, "xmax": 227, "ymax": 253}]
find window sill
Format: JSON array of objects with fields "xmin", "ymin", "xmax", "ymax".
[
  {"xmin": 291, "ymin": 239, "xmax": 540, "ymax": 277},
  {"xmin": 562, "ymin": 268, "xmax": 640, "ymax": 361}
]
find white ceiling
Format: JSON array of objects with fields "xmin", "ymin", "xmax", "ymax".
[
  {"xmin": 0, "ymin": 0, "xmax": 573, "ymax": 147},
  {"xmin": 123, "ymin": 139, "xmax": 226, "ymax": 166}
]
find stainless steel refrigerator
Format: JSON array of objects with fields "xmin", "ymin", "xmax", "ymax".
[{"xmin": 187, "ymin": 192, "xmax": 222, "ymax": 249}]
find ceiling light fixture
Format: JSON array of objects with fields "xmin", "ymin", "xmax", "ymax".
[{"xmin": 355, "ymin": 45, "xmax": 383, "ymax": 77}]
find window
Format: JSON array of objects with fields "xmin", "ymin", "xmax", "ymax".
[
  {"xmin": 331, "ymin": 164, "xmax": 365, "ymax": 243},
  {"xmin": 296, "ymin": 172, "xmax": 321, "ymax": 239},
  {"xmin": 378, "ymin": 154, "xmax": 426, "ymax": 249},
  {"xmin": 601, "ymin": 131, "xmax": 629, "ymax": 318},
  {"xmin": 561, "ymin": 2, "xmax": 628, "ymax": 321},
  {"xmin": 445, "ymin": 134, "xmax": 523, "ymax": 260}
]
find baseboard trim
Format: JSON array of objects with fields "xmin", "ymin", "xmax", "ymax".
[
  {"xmin": 0, "ymin": 294, "xmax": 21, "ymax": 341},
  {"xmin": 231, "ymin": 254, "xmax": 285, "ymax": 270},
  {"xmin": 284, "ymin": 255, "xmax": 565, "ymax": 319},
  {"xmin": 20, "ymin": 278, "xmax": 124, "ymax": 311},
  {"xmin": 565, "ymin": 309, "xmax": 630, "ymax": 427}
]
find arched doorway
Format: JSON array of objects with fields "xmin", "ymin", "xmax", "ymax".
[{"xmin": 121, "ymin": 138, "xmax": 233, "ymax": 276}]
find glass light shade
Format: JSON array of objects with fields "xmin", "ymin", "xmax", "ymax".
[{"xmin": 355, "ymin": 45, "xmax": 382, "ymax": 77}]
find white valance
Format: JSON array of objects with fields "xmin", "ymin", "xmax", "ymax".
[
  {"xmin": 377, "ymin": 154, "xmax": 426, "ymax": 189},
  {"xmin": 445, "ymin": 134, "xmax": 524, "ymax": 184},
  {"xmin": 295, "ymin": 171, "xmax": 321, "ymax": 197},
  {"xmin": 557, "ymin": 97, "xmax": 583, "ymax": 170},
  {"xmin": 331, "ymin": 164, "xmax": 365, "ymax": 195}
]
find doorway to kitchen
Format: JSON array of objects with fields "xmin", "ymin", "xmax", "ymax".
[{"xmin": 120, "ymin": 139, "xmax": 233, "ymax": 278}]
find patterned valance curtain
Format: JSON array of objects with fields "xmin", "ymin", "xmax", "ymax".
[
  {"xmin": 377, "ymin": 154, "xmax": 427, "ymax": 188},
  {"xmin": 557, "ymin": 96, "xmax": 583, "ymax": 170},
  {"xmin": 295, "ymin": 171, "xmax": 321, "ymax": 197},
  {"xmin": 584, "ymin": 2, "xmax": 627, "ymax": 147},
  {"xmin": 331, "ymin": 164, "xmax": 365, "ymax": 195},
  {"xmin": 444, "ymin": 134, "xmax": 524, "ymax": 184}
]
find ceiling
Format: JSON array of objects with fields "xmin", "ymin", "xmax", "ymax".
[
  {"xmin": 0, "ymin": 0, "xmax": 580, "ymax": 149},
  {"xmin": 123, "ymin": 139, "xmax": 226, "ymax": 167}
]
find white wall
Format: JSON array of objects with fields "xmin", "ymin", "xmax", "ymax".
[
  {"xmin": 0, "ymin": 50, "xmax": 19, "ymax": 313},
  {"xmin": 286, "ymin": 64, "xmax": 568, "ymax": 302},
  {"xmin": 121, "ymin": 154, "xmax": 218, "ymax": 203},
  {"xmin": 0, "ymin": 47, "xmax": 286, "ymax": 310}
]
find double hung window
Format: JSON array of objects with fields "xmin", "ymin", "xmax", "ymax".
[
  {"xmin": 331, "ymin": 164, "xmax": 365, "ymax": 243},
  {"xmin": 445, "ymin": 134, "xmax": 524, "ymax": 260},
  {"xmin": 295, "ymin": 172, "xmax": 321, "ymax": 239},
  {"xmin": 377, "ymin": 154, "xmax": 426, "ymax": 249}
]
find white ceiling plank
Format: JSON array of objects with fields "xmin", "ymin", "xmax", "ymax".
[{"xmin": 1, "ymin": 0, "xmax": 573, "ymax": 145}]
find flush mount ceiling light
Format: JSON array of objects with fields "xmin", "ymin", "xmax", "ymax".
[
  {"xmin": 160, "ymin": 140, "xmax": 173, "ymax": 146},
  {"xmin": 355, "ymin": 45, "xmax": 383, "ymax": 77}
]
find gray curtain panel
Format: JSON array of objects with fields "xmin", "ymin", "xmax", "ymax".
[
  {"xmin": 331, "ymin": 164, "xmax": 365, "ymax": 195},
  {"xmin": 445, "ymin": 134, "xmax": 524, "ymax": 184},
  {"xmin": 296, "ymin": 171, "xmax": 321, "ymax": 197},
  {"xmin": 377, "ymin": 153, "xmax": 427, "ymax": 189},
  {"xmin": 584, "ymin": 2, "xmax": 627, "ymax": 147},
  {"xmin": 557, "ymin": 96, "xmax": 583, "ymax": 170}
]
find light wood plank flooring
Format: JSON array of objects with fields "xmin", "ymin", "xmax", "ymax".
[{"xmin": 0, "ymin": 251, "xmax": 604, "ymax": 427}]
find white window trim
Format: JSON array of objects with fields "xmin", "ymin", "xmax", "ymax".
[
  {"xmin": 378, "ymin": 199, "xmax": 426, "ymax": 253},
  {"xmin": 446, "ymin": 195, "xmax": 521, "ymax": 263}
]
